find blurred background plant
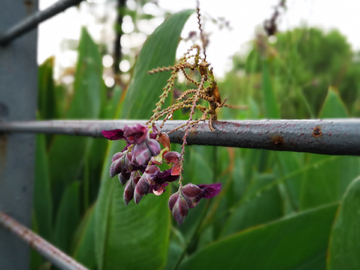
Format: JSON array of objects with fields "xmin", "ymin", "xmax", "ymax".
[{"xmin": 33, "ymin": 0, "xmax": 360, "ymax": 269}]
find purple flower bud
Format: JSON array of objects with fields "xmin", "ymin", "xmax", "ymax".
[
  {"xmin": 164, "ymin": 151, "xmax": 181, "ymax": 163},
  {"xmin": 132, "ymin": 142, "xmax": 153, "ymax": 166},
  {"xmin": 155, "ymin": 169, "xmax": 179, "ymax": 183},
  {"xmin": 149, "ymin": 125, "xmax": 158, "ymax": 140},
  {"xmin": 181, "ymin": 184, "xmax": 203, "ymax": 208},
  {"xmin": 110, "ymin": 156, "xmax": 125, "ymax": 178},
  {"xmin": 124, "ymin": 180, "xmax": 134, "ymax": 206},
  {"xmin": 118, "ymin": 171, "xmax": 130, "ymax": 185},
  {"xmin": 164, "ymin": 151, "xmax": 182, "ymax": 176},
  {"xmin": 168, "ymin": 192, "xmax": 179, "ymax": 211},
  {"xmin": 169, "ymin": 192, "xmax": 189, "ymax": 225},
  {"xmin": 145, "ymin": 165, "xmax": 160, "ymax": 175},
  {"xmin": 123, "ymin": 171, "xmax": 141, "ymax": 205},
  {"xmin": 112, "ymin": 152, "xmax": 124, "ymax": 162},
  {"xmin": 102, "ymin": 129, "xmax": 125, "ymax": 140},
  {"xmin": 124, "ymin": 124, "xmax": 148, "ymax": 144},
  {"xmin": 134, "ymin": 175, "xmax": 150, "ymax": 204},
  {"xmin": 197, "ymin": 183, "xmax": 222, "ymax": 199},
  {"xmin": 131, "ymin": 140, "xmax": 161, "ymax": 166},
  {"xmin": 146, "ymin": 139, "xmax": 161, "ymax": 156},
  {"xmin": 146, "ymin": 168, "xmax": 178, "ymax": 195}
]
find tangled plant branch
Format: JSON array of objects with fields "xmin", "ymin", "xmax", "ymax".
[{"xmin": 100, "ymin": 2, "xmax": 241, "ymax": 225}]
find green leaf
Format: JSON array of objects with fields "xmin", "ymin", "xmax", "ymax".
[
  {"xmin": 38, "ymin": 57, "xmax": 57, "ymax": 120},
  {"xmin": 72, "ymin": 204, "xmax": 97, "ymax": 269},
  {"xmin": 262, "ymin": 60, "xmax": 280, "ymax": 119},
  {"xmin": 319, "ymin": 87, "xmax": 348, "ymax": 118},
  {"xmin": 179, "ymin": 204, "xmax": 338, "ymax": 270},
  {"xmin": 299, "ymin": 155, "xmax": 360, "ymax": 211},
  {"xmin": 67, "ymin": 28, "xmax": 104, "ymax": 119},
  {"xmin": 33, "ymin": 135, "xmax": 53, "ymax": 241},
  {"xmin": 121, "ymin": 10, "xmax": 194, "ymax": 119},
  {"xmin": 221, "ymin": 174, "xmax": 283, "ymax": 237},
  {"xmin": 54, "ymin": 182, "xmax": 81, "ymax": 253},
  {"xmin": 277, "ymin": 152, "xmax": 304, "ymax": 210},
  {"xmin": 102, "ymin": 85, "xmax": 122, "ymax": 119},
  {"xmin": 95, "ymin": 10, "xmax": 194, "ymax": 270},
  {"xmin": 328, "ymin": 176, "xmax": 360, "ymax": 270},
  {"xmin": 48, "ymin": 28, "xmax": 103, "ymax": 203},
  {"xmin": 299, "ymin": 86, "xmax": 357, "ymax": 210}
]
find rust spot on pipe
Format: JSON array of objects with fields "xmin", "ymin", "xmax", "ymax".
[
  {"xmin": 313, "ymin": 126, "xmax": 322, "ymax": 137},
  {"xmin": 271, "ymin": 135, "xmax": 284, "ymax": 146},
  {"xmin": 23, "ymin": 0, "xmax": 34, "ymax": 14}
]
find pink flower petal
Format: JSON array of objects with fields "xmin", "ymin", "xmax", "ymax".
[
  {"xmin": 101, "ymin": 129, "xmax": 125, "ymax": 140},
  {"xmin": 198, "ymin": 183, "xmax": 222, "ymax": 199}
]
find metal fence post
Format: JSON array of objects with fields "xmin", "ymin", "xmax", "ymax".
[{"xmin": 0, "ymin": 0, "xmax": 38, "ymax": 269}]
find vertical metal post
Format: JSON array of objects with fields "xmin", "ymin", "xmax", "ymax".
[{"xmin": 0, "ymin": 0, "xmax": 38, "ymax": 269}]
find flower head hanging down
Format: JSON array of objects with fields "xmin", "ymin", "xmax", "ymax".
[
  {"xmin": 102, "ymin": 123, "xmax": 222, "ymax": 225},
  {"xmin": 103, "ymin": 124, "xmax": 180, "ymax": 202},
  {"xmin": 168, "ymin": 183, "xmax": 221, "ymax": 225}
]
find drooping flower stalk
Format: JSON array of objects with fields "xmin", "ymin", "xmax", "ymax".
[{"xmin": 100, "ymin": 1, "xmax": 233, "ymax": 225}]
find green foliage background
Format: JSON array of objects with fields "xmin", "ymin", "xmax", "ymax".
[{"xmin": 32, "ymin": 9, "xmax": 360, "ymax": 270}]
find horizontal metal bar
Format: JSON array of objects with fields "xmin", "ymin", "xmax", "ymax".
[
  {"xmin": 0, "ymin": 211, "xmax": 88, "ymax": 270},
  {"xmin": 0, "ymin": 0, "xmax": 83, "ymax": 46},
  {"xmin": 0, "ymin": 119, "xmax": 359, "ymax": 156}
]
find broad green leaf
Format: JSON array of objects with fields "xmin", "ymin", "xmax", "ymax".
[
  {"xmin": 38, "ymin": 57, "xmax": 57, "ymax": 120},
  {"xmin": 328, "ymin": 177, "xmax": 360, "ymax": 270},
  {"xmin": 221, "ymin": 174, "xmax": 283, "ymax": 237},
  {"xmin": 67, "ymin": 28, "xmax": 104, "ymax": 119},
  {"xmin": 121, "ymin": 10, "xmax": 194, "ymax": 119},
  {"xmin": 319, "ymin": 87, "xmax": 348, "ymax": 118},
  {"xmin": 242, "ymin": 148, "xmax": 260, "ymax": 188},
  {"xmin": 185, "ymin": 146, "xmax": 214, "ymax": 185},
  {"xmin": 262, "ymin": 60, "xmax": 280, "ymax": 119},
  {"xmin": 95, "ymin": 10, "xmax": 194, "ymax": 270},
  {"xmin": 164, "ymin": 239, "xmax": 185, "ymax": 270},
  {"xmin": 179, "ymin": 204, "xmax": 338, "ymax": 270},
  {"xmin": 102, "ymin": 85, "xmax": 122, "ymax": 119},
  {"xmin": 277, "ymin": 152, "xmax": 304, "ymax": 210},
  {"xmin": 84, "ymin": 86, "xmax": 123, "ymax": 208},
  {"xmin": 54, "ymin": 182, "xmax": 81, "ymax": 253},
  {"xmin": 72, "ymin": 204, "xmax": 96, "ymax": 270},
  {"xmin": 300, "ymin": 89, "xmax": 357, "ymax": 210},
  {"xmin": 33, "ymin": 134, "xmax": 53, "ymax": 241},
  {"xmin": 300, "ymin": 155, "xmax": 360, "ymax": 210},
  {"xmin": 48, "ymin": 28, "xmax": 103, "ymax": 203}
]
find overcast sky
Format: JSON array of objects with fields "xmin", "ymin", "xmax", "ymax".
[{"xmin": 38, "ymin": 0, "xmax": 360, "ymax": 79}]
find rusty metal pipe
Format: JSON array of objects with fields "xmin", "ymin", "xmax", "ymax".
[
  {"xmin": 0, "ymin": 119, "xmax": 359, "ymax": 155},
  {"xmin": 0, "ymin": 211, "xmax": 88, "ymax": 270}
]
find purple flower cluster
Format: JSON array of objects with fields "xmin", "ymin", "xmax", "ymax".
[
  {"xmin": 169, "ymin": 183, "xmax": 222, "ymax": 225},
  {"xmin": 102, "ymin": 124, "xmax": 221, "ymax": 225}
]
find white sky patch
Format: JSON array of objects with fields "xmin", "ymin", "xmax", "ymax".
[
  {"xmin": 38, "ymin": 0, "xmax": 360, "ymax": 79},
  {"xmin": 122, "ymin": 15, "xmax": 135, "ymax": 34},
  {"xmin": 119, "ymin": 59, "xmax": 131, "ymax": 72},
  {"xmin": 102, "ymin": 54, "xmax": 114, "ymax": 68}
]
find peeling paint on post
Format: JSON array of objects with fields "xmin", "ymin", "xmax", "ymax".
[{"xmin": 0, "ymin": 1, "xmax": 38, "ymax": 268}]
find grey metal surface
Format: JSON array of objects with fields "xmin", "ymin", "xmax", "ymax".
[
  {"xmin": 1, "ymin": 119, "xmax": 359, "ymax": 155},
  {"xmin": 0, "ymin": 1, "xmax": 38, "ymax": 269},
  {"xmin": 0, "ymin": 212, "xmax": 89, "ymax": 270},
  {"xmin": 0, "ymin": 0, "xmax": 83, "ymax": 46}
]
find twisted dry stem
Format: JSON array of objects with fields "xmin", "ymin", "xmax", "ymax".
[
  {"xmin": 196, "ymin": 0, "xmax": 207, "ymax": 60},
  {"xmin": 178, "ymin": 75, "xmax": 207, "ymax": 184}
]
